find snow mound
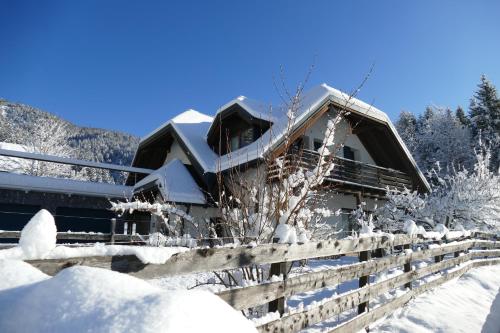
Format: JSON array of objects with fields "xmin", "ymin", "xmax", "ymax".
[
  {"xmin": 434, "ymin": 223, "xmax": 449, "ymax": 235},
  {"xmin": 19, "ymin": 209, "xmax": 57, "ymax": 259},
  {"xmin": 0, "ymin": 264, "xmax": 257, "ymax": 333},
  {"xmin": 371, "ymin": 264, "xmax": 500, "ymax": 333},
  {"xmin": 403, "ymin": 220, "xmax": 418, "ymax": 236},
  {"xmin": 274, "ymin": 223, "xmax": 308, "ymax": 244},
  {"xmin": 0, "ymin": 259, "xmax": 49, "ymax": 291},
  {"xmin": 47, "ymin": 243, "xmax": 189, "ymax": 264},
  {"xmin": 172, "ymin": 109, "xmax": 213, "ymax": 124}
]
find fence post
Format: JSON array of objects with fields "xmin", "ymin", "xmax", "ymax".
[
  {"xmin": 434, "ymin": 240, "xmax": 443, "ymax": 263},
  {"xmin": 403, "ymin": 244, "xmax": 412, "ymax": 289},
  {"xmin": 268, "ymin": 238, "xmax": 288, "ymax": 315},
  {"xmin": 110, "ymin": 218, "xmax": 116, "ymax": 245},
  {"xmin": 358, "ymin": 250, "xmax": 371, "ymax": 314}
]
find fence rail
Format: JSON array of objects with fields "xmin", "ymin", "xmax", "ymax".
[
  {"xmin": 0, "ymin": 230, "xmax": 144, "ymax": 243},
  {"xmin": 18, "ymin": 231, "xmax": 499, "ymax": 332}
]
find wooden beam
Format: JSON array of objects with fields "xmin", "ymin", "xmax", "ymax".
[
  {"xmin": 26, "ymin": 234, "xmax": 430, "ymax": 278},
  {"xmin": 257, "ymin": 254, "xmax": 492, "ymax": 333},
  {"xmin": 217, "ymin": 241, "xmax": 475, "ymax": 310}
]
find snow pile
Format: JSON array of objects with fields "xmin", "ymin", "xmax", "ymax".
[
  {"xmin": 0, "ymin": 263, "xmax": 257, "ymax": 333},
  {"xmin": 0, "ymin": 242, "xmax": 189, "ymax": 264},
  {"xmin": 171, "ymin": 109, "xmax": 213, "ymax": 124},
  {"xmin": 403, "ymin": 220, "xmax": 419, "ymax": 236},
  {"xmin": 434, "ymin": 223, "xmax": 449, "ymax": 236},
  {"xmin": 18, "ymin": 209, "xmax": 57, "ymax": 259},
  {"xmin": 274, "ymin": 223, "xmax": 309, "ymax": 244},
  {"xmin": 371, "ymin": 264, "xmax": 500, "ymax": 333},
  {"xmin": 47, "ymin": 244, "xmax": 189, "ymax": 264},
  {"xmin": 0, "ymin": 259, "xmax": 49, "ymax": 291}
]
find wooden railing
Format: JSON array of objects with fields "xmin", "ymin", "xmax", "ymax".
[
  {"xmin": 268, "ymin": 148, "xmax": 413, "ymax": 191},
  {"xmin": 21, "ymin": 232, "xmax": 499, "ymax": 332},
  {"xmin": 0, "ymin": 230, "xmax": 144, "ymax": 244},
  {"xmin": 0, "ymin": 218, "xmax": 144, "ymax": 245}
]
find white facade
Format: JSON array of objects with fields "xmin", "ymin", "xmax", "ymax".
[
  {"xmin": 164, "ymin": 140, "xmax": 191, "ymax": 165},
  {"xmin": 302, "ymin": 113, "xmax": 376, "ymax": 164}
]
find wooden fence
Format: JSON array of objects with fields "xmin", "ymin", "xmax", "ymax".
[
  {"xmin": 0, "ymin": 218, "xmax": 144, "ymax": 245},
  {"xmin": 21, "ymin": 232, "xmax": 500, "ymax": 332}
]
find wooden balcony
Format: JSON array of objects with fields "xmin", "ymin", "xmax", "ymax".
[{"xmin": 268, "ymin": 149, "xmax": 413, "ymax": 192}]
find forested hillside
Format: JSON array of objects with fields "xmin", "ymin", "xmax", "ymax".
[
  {"xmin": 395, "ymin": 75, "xmax": 500, "ymax": 174},
  {"xmin": 0, "ymin": 99, "xmax": 139, "ymax": 184}
]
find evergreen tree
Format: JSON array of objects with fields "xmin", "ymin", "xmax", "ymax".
[
  {"xmin": 455, "ymin": 106, "xmax": 470, "ymax": 127},
  {"xmin": 469, "ymin": 75, "xmax": 500, "ymax": 170},
  {"xmin": 395, "ymin": 111, "xmax": 418, "ymax": 153},
  {"xmin": 414, "ymin": 107, "xmax": 473, "ymax": 174}
]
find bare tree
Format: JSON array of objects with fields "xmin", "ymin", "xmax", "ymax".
[{"xmin": 214, "ymin": 67, "xmax": 373, "ymax": 246}]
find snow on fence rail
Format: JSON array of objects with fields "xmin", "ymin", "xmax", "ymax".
[
  {"xmin": 0, "ymin": 230, "xmax": 144, "ymax": 243},
  {"xmin": 21, "ymin": 232, "xmax": 499, "ymax": 332}
]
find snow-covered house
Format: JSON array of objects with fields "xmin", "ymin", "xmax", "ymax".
[{"xmin": 127, "ymin": 84, "xmax": 430, "ymax": 235}]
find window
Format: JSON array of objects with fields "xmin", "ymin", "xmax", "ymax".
[
  {"xmin": 292, "ymin": 136, "xmax": 308, "ymax": 151},
  {"xmin": 313, "ymin": 139, "xmax": 322, "ymax": 151},
  {"xmin": 343, "ymin": 146, "xmax": 356, "ymax": 160},
  {"xmin": 230, "ymin": 135, "xmax": 239, "ymax": 151}
]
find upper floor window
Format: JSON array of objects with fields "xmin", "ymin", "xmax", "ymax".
[
  {"xmin": 228, "ymin": 127, "xmax": 254, "ymax": 152},
  {"xmin": 207, "ymin": 105, "xmax": 272, "ymax": 155},
  {"xmin": 313, "ymin": 139, "xmax": 322, "ymax": 151},
  {"xmin": 343, "ymin": 146, "xmax": 357, "ymax": 161}
]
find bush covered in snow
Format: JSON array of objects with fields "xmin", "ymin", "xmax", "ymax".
[{"xmin": 373, "ymin": 141, "xmax": 500, "ymax": 232}]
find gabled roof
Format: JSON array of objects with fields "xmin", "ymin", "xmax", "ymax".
[
  {"xmin": 131, "ymin": 83, "xmax": 431, "ymax": 192},
  {"xmin": 141, "ymin": 109, "xmax": 213, "ymax": 145},
  {"xmin": 215, "ymin": 95, "xmax": 276, "ymax": 123},
  {"xmin": 133, "ymin": 159, "xmax": 206, "ymax": 205}
]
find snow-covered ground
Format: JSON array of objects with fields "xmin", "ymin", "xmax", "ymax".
[
  {"xmin": 370, "ymin": 264, "xmax": 500, "ymax": 333},
  {"xmin": 1, "ymin": 209, "xmax": 498, "ymax": 332}
]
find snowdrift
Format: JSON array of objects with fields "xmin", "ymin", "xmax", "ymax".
[{"xmin": 0, "ymin": 262, "xmax": 257, "ymax": 333}]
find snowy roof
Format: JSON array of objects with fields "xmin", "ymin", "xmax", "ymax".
[
  {"xmin": 133, "ymin": 159, "xmax": 206, "ymax": 205},
  {"xmin": 0, "ymin": 172, "xmax": 132, "ymax": 198},
  {"xmin": 133, "ymin": 84, "xmax": 430, "ymax": 191},
  {"xmin": 141, "ymin": 109, "xmax": 214, "ymax": 144},
  {"xmin": 216, "ymin": 95, "xmax": 276, "ymax": 123},
  {"xmin": 173, "ymin": 122, "xmax": 218, "ymax": 172},
  {"xmin": 0, "ymin": 142, "xmax": 27, "ymax": 152},
  {"xmin": 0, "ymin": 142, "xmax": 30, "ymax": 172}
]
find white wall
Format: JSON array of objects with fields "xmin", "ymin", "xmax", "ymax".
[
  {"xmin": 164, "ymin": 139, "xmax": 191, "ymax": 165},
  {"xmin": 303, "ymin": 113, "xmax": 376, "ymax": 165}
]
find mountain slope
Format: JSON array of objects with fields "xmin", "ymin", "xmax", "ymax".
[{"xmin": 0, "ymin": 98, "xmax": 139, "ymax": 184}]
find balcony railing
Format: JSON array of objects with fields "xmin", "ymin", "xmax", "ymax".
[{"xmin": 268, "ymin": 149, "xmax": 413, "ymax": 192}]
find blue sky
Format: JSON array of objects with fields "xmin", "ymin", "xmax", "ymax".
[{"xmin": 1, "ymin": 0, "xmax": 499, "ymax": 137}]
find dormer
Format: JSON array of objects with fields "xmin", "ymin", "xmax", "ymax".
[{"xmin": 207, "ymin": 96, "xmax": 273, "ymax": 155}]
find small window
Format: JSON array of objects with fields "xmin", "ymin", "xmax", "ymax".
[
  {"xmin": 343, "ymin": 146, "xmax": 356, "ymax": 160},
  {"xmin": 230, "ymin": 136, "xmax": 239, "ymax": 151},
  {"xmin": 313, "ymin": 139, "xmax": 322, "ymax": 151}
]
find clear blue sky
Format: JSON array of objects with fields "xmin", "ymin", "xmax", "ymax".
[{"xmin": 1, "ymin": 0, "xmax": 499, "ymax": 137}]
